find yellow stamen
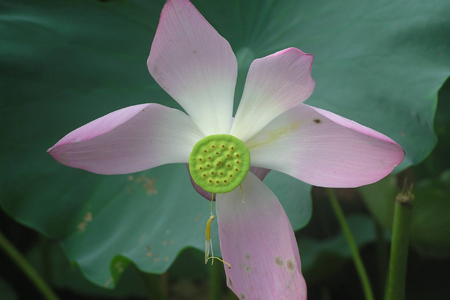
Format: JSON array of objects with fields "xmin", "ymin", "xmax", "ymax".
[
  {"xmin": 205, "ymin": 213, "xmax": 214, "ymax": 241},
  {"xmin": 204, "ymin": 193, "xmax": 231, "ymax": 269}
]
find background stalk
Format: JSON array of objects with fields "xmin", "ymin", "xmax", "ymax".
[
  {"xmin": 375, "ymin": 221, "xmax": 389, "ymax": 298},
  {"xmin": 0, "ymin": 230, "xmax": 59, "ymax": 300},
  {"xmin": 40, "ymin": 234, "xmax": 53, "ymax": 284},
  {"xmin": 210, "ymin": 261, "xmax": 224, "ymax": 300},
  {"xmin": 386, "ymin": 181, "xmax": 414, "ymax": 300},
  {"xmin": 327, "ymin": 188, "xmax": 375, "ymax": 300},
  {"xmin": 135, "ymin": 267, "xmax": 168, "ymax": 300}
]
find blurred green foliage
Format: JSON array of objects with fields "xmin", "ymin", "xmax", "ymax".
[{"xmin": 360, "ymin": 171, "xmax": 450, "ymax": 258}]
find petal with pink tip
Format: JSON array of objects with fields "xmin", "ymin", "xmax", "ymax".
[
  {"xmin": 247, "ymin": 104, "xmax": 405, "ymax": 188},
  {"xmin": 148, "ymin": 0, "xmax": 237, "ymax": 136},
  {"xmin": 48, "ymin": 104, "xmax": 203, "ymax": 174},
  {"xmin": 216, "ymin": 172, "xmax": 307, "ymax": 300},
  {"xmin": 230, "ymin": 48, "xmax": 315, "ymax": 142}
]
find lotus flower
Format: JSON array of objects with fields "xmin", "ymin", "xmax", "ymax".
[{"xmin": 48, "ymin": 0, "xmax": 405, "ymax": 299}]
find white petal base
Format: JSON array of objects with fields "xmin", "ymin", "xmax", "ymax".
[{"xmin": 148, "ymin": 0, "xmax": 237, "ymax": 136}]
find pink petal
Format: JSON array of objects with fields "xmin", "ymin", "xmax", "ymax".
[
  {"xmin": 48, "ymin": 104, "xmax": 203, "ymax": 174},
  {"xmin": 230, "ymin": 48, "xmax": 315, "ymax": 142},
  {"xmin": 148, "ymin": 0, "xmax": 237, "ymax": 136},
  {"xmin": 246, "ymin": 104, "xmax": 405, "ymax": 188},
  {"xmin": 216, "ymin": 172, "xmax": 307, "ymax": 300}
]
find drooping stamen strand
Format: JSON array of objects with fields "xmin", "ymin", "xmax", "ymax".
[
  {"xmin": 206, "ymin": 256, "xmax": 231, "ymax": 269},
  {"xmin": 205, "ymin": 213, "xmax": 214, "ymax": 263},
  {"xmin": 240, "ymin": 184, "xmax": 245, "ymax": 203},
  {"xmin": 204, "ymin": 193, "xmax": 231, "ymax": 269}
]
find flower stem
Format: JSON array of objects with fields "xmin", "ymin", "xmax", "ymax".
[
  {"xmin": 386, "ymin": 181, "xmax": 413, "ymax": 300},
  {"xmin": 210, "ymin": 261, "xmax": 224, "ymax": 300},
  {"xmin": 135, "ymin": 268, "xmax": 168, "ymax": 300},
  {"xmin": 0, "ymin": 230, "xmax": 60, "ymax": 300},
  {"xmin": 327, "ymin": 188, "xmax": 375, "ymax": 300},
  {"xmin": 375, "ymin": 221, "xmax": 389, "ymax": 298},
  {"xmin": 40, "ymin": 234, "xmax": 53, "ymax": 284},
  {"xmin": 321, "ymin": 285, "xmax": 332, "ymax": 300},
  {"xmin": 161, "ymin": 272, "xmax": 169, "ymax": 298}
]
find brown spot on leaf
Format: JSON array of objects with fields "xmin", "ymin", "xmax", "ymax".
[
  {"xmin": 77, "ymin": 212, "xmax": 93, "ymax": 232},
  {"xmin": 136, "ymin": 175, "xmax": 158, "ymax": 195},
  {"xmin": 139, "ymin": 234, "xmax": 146, "ymax": 243},
  {"xmin": 78, "ymin": 222, "xmax": 87, "ymax": 232},
  {"xmin": 115, "ymin": 261, "xmax": 124, "ymax": 273},
  {"xmin": 104, "ymin": 277, "xmax": 113, "ymax": 288},
  {"xmin": 313, "ymin": 119, "xmax": 321, "ymax": 124},
  {"xmin": 84, "ymin": 212, "xmax": 92, "ymax": 222}
]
